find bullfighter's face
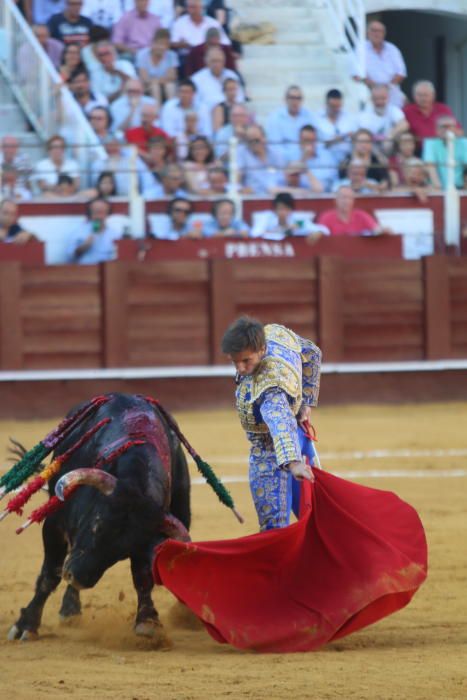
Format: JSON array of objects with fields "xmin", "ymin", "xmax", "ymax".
[{"xmin": 229, "ymin": 346, "xmax": 266, "ymax": 377}]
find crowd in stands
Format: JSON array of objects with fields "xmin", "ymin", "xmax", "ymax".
[{"xmin": 2, "ymin": 7, "xmax": 467, "ymax": 259}]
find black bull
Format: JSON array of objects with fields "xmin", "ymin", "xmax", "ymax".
[{"xmin": 8, "ymin": 393, "xmax": 191, "ymax": 641}]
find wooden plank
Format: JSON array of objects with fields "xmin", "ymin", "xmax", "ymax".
[
  {"xmin": 424, "ymin": 256, "xmax": 451, "ymax": 359},
  {"xmin": 318, "ymin": 257, "xmax": 343, "ymax": 362},
  {"xmin": 0, "ymin": 263, "xmax": 22, "ymax": 369},
  {"xmin": 209, "ymin": 259, "xmax": 236, "ymax": 364},
  {"xmin": 101, "ymin": 262, "xmax": 128, "ymax": 367}
]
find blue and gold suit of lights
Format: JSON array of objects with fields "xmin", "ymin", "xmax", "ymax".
[{"xmin": 235, "ymin": 324, "xmax": 322, "ymax": 530}]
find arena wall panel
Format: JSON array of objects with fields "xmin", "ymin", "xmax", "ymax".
[{"xmin": 0, "ymin": 256, "xmax": 466, "ymax": 372}]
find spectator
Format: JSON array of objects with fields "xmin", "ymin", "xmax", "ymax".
[
  {"xmin": 95, "ymin": 171, "xmax": 118, "ymax": 197},
  {"xmin": 48, "ymin": 0, "xmax": 93, "ymax": 47},
  {"xmin": 88, "ymin": 106, "xmax": 113, "ymax": 140},
  {"xmin": 146, "ymin": 135, "xmax": 172, "ymax": 180},
  {"xmin": 110, "ymin": 79, "xmax": 156, "ymax": 131},
  {"xmin": 314, "ymin": 89, "xmax": 357, "ymax": 166},
  {"xmin": 81, "ymin": 24, "xmax": 111, "ymax": 74},
  {"xmin": 90, "ymin": 41, "xmax": 136, "ymax": 103},
  {"xmin": 28, "ymin": 1, "xmax": 65, "ymax": 24},
  {"xmin": 58, "ymin": 42, "xmax": 85, "ymax": 83},
  {"xmin": 214, "ymin": 102, "xmax": 250, "ymax": 160},
  {"xmin": 251, "ymin": 192, "xmax": 325, "ymax": 240},
  {"xmin": 171, "ymin": 0, "xmax": 230, "ymax": 67},
  {"xmin": 403, "ymin": 81, "xmax": 463, "ymax": 144},
  {"xmin": 0, "ymin": 200, "xmax": 35, "ymax": 243},
  {"xmin": 203, "ymin": 198, "xmax": 249, "ymax": 237},
  {"xmin": 32, "ymin": 134, "xmax": 80, "ymax": 194},
  {"xmin": 192, "ymin": 46, "xmax": 244, "ymax": 112},
  {"xmin": 185, "ymin": 27, "xmax": 236, "ymax": 76},
  {"xmin": 238, "ymin": 124, "xmax": 284, "ymax": 195},
  {"xmin": 91, "ymin": 133, "xmax": 156, "ymax": 196},
  {"xmin": 136, "ymin": 28, "xmax": 179, "ymax": 104},
  {"xmin": 81, "ymin": 0, "xmax": 122, "ymax": 29},
  {"xmin": 66, "ymin": 198, "xmax": 117, "ymax": 264},
  {"xmin": 318, "ymin": 186, "xmax": 389, "ymax": 236},
  {"xmin": 183, "ymin": 135, "xmax": 216, "ymax": 194},
  {"xmin": 122, "ymin": 0, "xmax": 174, "ymax": 29},
  {"xmin": 160, "ymin": 79, "xmax": 211, "ymax": 139},
  {"xmin": 212, "ymin": 77, "xmax": 241, "ymax": 133},
  {"xmin": 392, "ymin": 157, "xmax": 434, "ymax": 203},
  {"xmin": 0, "ymin": 165, "xmax": 32, "ymax": 202},
  {"xmin": 266, "ymin": 86, "xmax": 315, "ymax": 161},
  {"xmin": 0, "ymin": 136, "xmax": 31, "ymax": 189},
  {"xmin": 422, "ymin": 116, "xmax": 467, "ymax": 189},
  {"xmin": 112, "ymin": 0, "xmax": 162, "ymax": 57},
  {"xmin": 152, "ymin": 197, "xmax": 194, "ymax": 239},
  {"xmin": 125, "ymin": 103, "xmax": 171, "ymax": 166},
  {"xmin": 145, "ymin": 164, "xmax": 189, "ymax": 199},
  {"xmin": 205, "ymin": 165, "xmax": 229, "ymax": 195},
  {"xmin": 17, "ymin": 25, "xmax": 63, "ymax": 81},
  {"xmin": 357, "ymin": 20, "xmax": 407, "ymax": 107},
  {"xmin": 389, "ymin": 131, "xmax": 418, "ymax": 186},
  {"xmin": 289, "ymin": 124, "xmax": 338, "ymax": 193},
  {"xmin": 334, "ymin": 159, "xmax": 380, "ymax": 195},
  {"xmin": 174, "ymin": 110, "xmax": 203, "ymax": 159},
  {"xmin": 272, "ymin": 162, "xmax": 314, "ymax": 198},
  {"xmin": 358, "ymin": 84, "xmax": 409, "ymax": 155},
  {"xmin": 340, "ymin": 128, "xmax": 389, "ymax": 188},
  {"xmin": 69, "ymin": 69, "xmax": 108, "ymax": 116}
]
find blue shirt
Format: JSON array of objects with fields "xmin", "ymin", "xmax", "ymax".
[
  {"xmin": 203, "ymin": 216, "xmax": 250, "ymax": 237},
  {"xmin": 266, "ymin": 106, "xmax": 316, "ymax": 160},
  {"xmin": 67, "ymin": 222, "xmax": 117, "ymax": 264},
  {"xmin": 237, "ymin": 145, "xmax": 284, "ymax": 195},
  {"xmin": 422, "ymin": 137, "xmax": 467, "ymax": 189}
]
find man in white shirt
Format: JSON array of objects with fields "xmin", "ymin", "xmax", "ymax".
[
  {"xmin": 171, "ymin": 0, "xmax": 230, "ymax": 59},
  {"xmin": 266, "ymin": 86, "xmax": 315, "ymax": 161},
  {"xmin": 358, "ymin": 83, "xmax": 409, "ymax": 154},
  {"xmin": 90, "ymin": 41, "xmax": 136, "ymax": 103},
  {"xmin": 314, "ymin": 89, "xmax": 358, "ymax": 167},
  {"xmin": 110, "ymin": 78, "xmax": 157, "ymax": 131},
  {"xmin": 160, "ymin": 79, "xmax": 211, "ymax": 138},
  {"xmin": 192, "ymin": 46, "xmax": 243, "ymax": 111},
  {"xmin": 358, "ymin": 20, "xmax": 407, "ymax": 108},
  {"xmin": 91, "ymin": 133, "xmax": 156, "ymax": 196},
  {"xmin": 81, "ymin": 0, "xmax": 122, "ymax": 29}
]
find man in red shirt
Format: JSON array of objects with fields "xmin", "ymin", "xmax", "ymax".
[
  {"xmin": 403, "ymin": 80, "xmax": 463, "ymax": 144},
  {"xmin": 125, "ymin": 103, "xmax": 171, "ymax": 165},
  {"xmin": 317, "ymin": 186, "xmax": 389, "ymax": 236}
]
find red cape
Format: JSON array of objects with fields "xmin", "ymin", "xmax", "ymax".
[{"xmin": 153, "ymin": 470, "xmax": 427, "ymax": 653}]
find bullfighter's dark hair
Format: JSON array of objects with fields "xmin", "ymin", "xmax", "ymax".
[{"xmin": 221, "ymin": 316, "xmax": 266, "ymax": 354}]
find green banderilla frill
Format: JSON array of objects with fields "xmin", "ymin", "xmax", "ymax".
[
  {"xmin": 0, "ymin": 443, "xmax": 49, "ymax": 495},
  {"xmin": 193, "ymin": 455, "xmax": 244, "ymax": 524}
]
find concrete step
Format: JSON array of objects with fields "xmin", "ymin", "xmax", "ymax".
[
  {"xmin": 244, "ymin": 44, "xmax": 338, "ymax": 60},
  {"xmin": 274, "ymin": 30, "xmax": 322, "ymax": 44},
  {"xmin": 235, "ymin": 7, "xmax": 314, "ymax": 21}
]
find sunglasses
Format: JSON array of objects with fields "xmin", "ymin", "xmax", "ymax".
[{"xmin": 173, "ymin": 207, "xmax": 191, "ymax": 214}]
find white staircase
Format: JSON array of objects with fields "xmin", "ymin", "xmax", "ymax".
[
  {"xmin": 233, "ymin": 0, "xmax": 364, "ymax": 122},
  {"xmin": 0, "ymin": 73, "xmax": 43, "ymax": 165}
]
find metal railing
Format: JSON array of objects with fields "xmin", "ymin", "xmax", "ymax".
[
  {"xmin": 0, "ymin": 0, "xmax": 105, "ymax": 183},
  {"xmin": 322, "ymin": 0, "xmax": 366, "ymax": 80}
]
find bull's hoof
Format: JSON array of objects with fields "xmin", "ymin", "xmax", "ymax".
[
  {"xmin": 59, "ymin": 613, "xmax": 82, "ymax": 627},
  {"xmin": 134, "ymin": 619, "xmax": 172, "ymax": 648},
  {"xmin": 7, "ymin": 625, "xmax": 38, "ymax": 642},
  {"xmin": 135, "ymin": 619, "xmax": 161, "ymax": 638}
]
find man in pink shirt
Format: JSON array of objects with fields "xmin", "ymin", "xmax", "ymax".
[
  {"xmin": 112, "ymin": 0, "xmax": 161, "ymax": 56},
  {"xmin": 403, "ymin": 80, "xmax": 463, "ymax": 144},
  {"xmin": 318, "ymin": 186, "xmax": 386, "ymax": 236}
]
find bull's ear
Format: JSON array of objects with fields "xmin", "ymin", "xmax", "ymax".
[{"xmin": 55, "ymin": 469, "xmax": 118, "ymax": 501}]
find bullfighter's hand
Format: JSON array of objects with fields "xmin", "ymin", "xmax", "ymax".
[
  {"xmin": 288, "ymin": 460, "xmax": 314, "ymax": 482},
  {"xmin": 297, "ymin": 404, "xmax": 312, "ymax": 426}
]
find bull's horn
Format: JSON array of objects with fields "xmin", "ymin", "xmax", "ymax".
[{"xmin": 55, "ymin": 469, "xmax": 117, "ymax": 501}]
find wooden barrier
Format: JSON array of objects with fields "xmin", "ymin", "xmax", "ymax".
[{"xmin": 0, "ymin": 256, "xmax": 467, "ymax": 371}]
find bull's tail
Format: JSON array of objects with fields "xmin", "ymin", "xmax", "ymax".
[{"xmin": 145, "ymin": 397, "xmax": 244, "ymax": 524}]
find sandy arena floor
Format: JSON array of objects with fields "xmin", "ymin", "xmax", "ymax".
[{"xmin": 0, "ymin": 402, "xmax": 466, "ymax": 700}]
